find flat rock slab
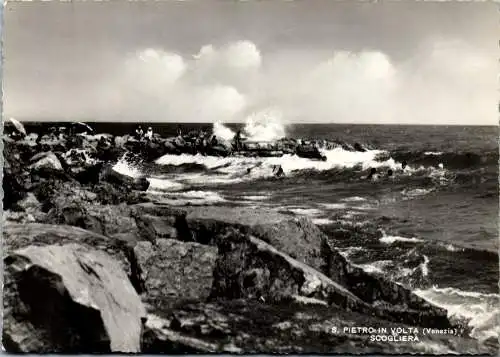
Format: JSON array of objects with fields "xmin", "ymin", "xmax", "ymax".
[
  {"xmin": 185, "ymin": 206, "xmax": 290, "ymax": 226},
  {"xmin": 3, "ymin": 243, "xmax": 146, "ymax": 353},
  {"xmin": 185, "ymin": 206, "xmax": 324, "ymax": 269},
  {"xmin": 134, "ymin": 239, "xmax": 218, "ymax": 310}
]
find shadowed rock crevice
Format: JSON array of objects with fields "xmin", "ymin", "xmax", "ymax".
[{"xmin": 4, "ymin": 255, "xmax": 111, "ymax": 353}]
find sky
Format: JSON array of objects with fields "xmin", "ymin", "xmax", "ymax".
[{"xmin": 2, "ymin": 0, "xmax": 498, "ymax": 125}]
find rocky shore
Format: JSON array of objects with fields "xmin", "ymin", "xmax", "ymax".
[{"xmin": 2, "ymin": 130, "xmax": 496, "ymax": 354}]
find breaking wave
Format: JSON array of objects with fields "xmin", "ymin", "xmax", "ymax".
[
  {"xmin": 414, "ymin": 287, "xmax": 500, "ymax": 342},
  {"xmin": 112, "ymin": 154, "xmax": 144, "ymax": 179},
  {"xmin": 153, "ymin": 146, "xmax": 408, "ymax": 186},
  {"xmin": 147, "ymin": 190, "xmax": 227, "ymax": 206},
  {"xmin": 213, "ymin": 108, "xmax": 286, "ymax": 142},
  {"xmin": 379, "ymin": 235, "xmax": 424, "ymax": 244}
]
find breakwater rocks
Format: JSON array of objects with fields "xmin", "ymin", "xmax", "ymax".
[{"xmin": 2, "ymin": 135, "xmax": 495, "ymax": 354}]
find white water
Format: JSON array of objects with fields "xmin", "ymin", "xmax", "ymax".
[
  {"xmin": 415, "ymin": 287, "xmax": 500, "ymax": 342},
  {"xmin": 354, "ymin": 260, "xmax": 394, "ymax": 275},
  {"xmin": 287, "ymin": 207, "xmax": 323, "ymax": 217},
  {"xmin": 154, "ymin": 146, "xmax": 401, "ymax": 187},
  {"xmin": 112, "ymin": 155, "xmax": 144, "ymax": 178},
  {"xmin": 340, "ymin": 196, "xmax": 368, "ymax": 202},
  {"xmin": 241, "ymin": 195, "xmax": 271, "ymax": 201},
  {"xmin": 311, "ymin": 218, "xmax": 335, "ymax": 225},
  {"xmin": 213, "ymin": 108, "xmax": 286, "ymax": 142},
  {"xmin": 148, "ymin": 190, "xmax": 227, "ymax": 206},
  {"xmin": 379, "ymin": 235, "xmax": 424, "ymax": 244}
]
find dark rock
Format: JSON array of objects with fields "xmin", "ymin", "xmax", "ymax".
[
  {"xmin": 72, "ymin": 162, "xmax": 104, "ymax": 185},
  {"xmin": 129, "ymin": 203, "xmax": 191, "ymax": 242},
  {"xmin": 134, "ymin": 214, "xmax": 178, "ymax": 243},
  {"xmin": 3, "ymin": 170, "xmax": 28, "ymax": 210},
  {"xmin": 95, "ymin": 145, "xmax": 123, "ymax": 163},
  {"xmin": 100, "ymin": 165, "xmax": 150, "ymax": 191},
  {"xmin": 45, "ymin": 204, "xmax": 104, "ymax": 235},
  {"xmin": 134, "ymin": 239, "xmax": 218, "ymax": 310},
  {"xmin": 40, "ymin": 183, "xmax": 101, "ymax": 229},
  {"xmin": 38, "ymin": 135, "xmax": 67, "ymax": 153},
  {"xmin": 210, "ymin": 229, "xmax": 368, "ymax": 311},
  {"xmin": 92, "ymin": 182, "xmax": 149, "ymax": 205},
  {"xmin": 3, "ymin": 243, "xmax": 146, "ymax": 352},
  {"xmin": 353, "ymin": 142, "xmax": 366, "ymax": 152},
  {"xmin": 3, "ymin": 140, "xmax": 30, "ymax": 209}
]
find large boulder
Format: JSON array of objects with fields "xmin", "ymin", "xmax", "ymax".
[
  {"xmin": 29, "ymin": 152, "xmax": 63, "ymax": 172},
  {"xmin": 2, "ymin": 223, "xmax": 142, "ymax": 293},
  {"xmin": 185, "ymin": 207, "xmax": 323, "ymax": 268},
  {"xmin": 210, "ymin": 228, "xmax": 367, "ymax": 312},
  {"xmin": 134, "ymin": 239, "xmax": 218, "ymax": 310},
  {"xmin": 40, "ymin": 183, "xmax": 103, "ymax": 233},
  {"xmin": 3, "ymin": 243, "xmax": 146, "ymax": 352},
  {"xmin": 181, "ymin": 206, "xmax": 452, "ymax": 328}
]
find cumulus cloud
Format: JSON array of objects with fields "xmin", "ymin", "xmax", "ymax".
[{"xmin": 92, "ymin": 38, "xmax": 496, "ymax": 125}]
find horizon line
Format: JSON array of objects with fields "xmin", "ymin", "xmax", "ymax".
[{"xmin": 7, "ymin": 119, "xmax": 499, "ymax": 127}]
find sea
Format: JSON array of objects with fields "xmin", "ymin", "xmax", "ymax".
[{"xmin": 21, "ymin": 121, "xmax": 499, "ymax": 343}]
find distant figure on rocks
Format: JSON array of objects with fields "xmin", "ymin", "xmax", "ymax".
[
  {"xmin": 234, "ymin": 130, "xmax": 242, "ymax": 151},
  {"xmin": 175, "ymin": 131, "xmax": 186, "ymax": 148},
  {"xmin": 201, "ymin": 135, "xmax": 208, "ymax": 156},
  {"xmin": 177, "ymin": 125, "xmax": 182, "ymax": 137},
  {"xmin": 402, "ymin": 160, "xmax": 408, "ymax": 170},
  {"xmin": 194, "ymin": 135, "xmax": 202, "ymax": 155},
  {"xmin": 135, "ymin": 125, "xmax": 144, "ymax": 140},
  {"xmin": 145, "ymin": 127, "xmax": 154, "ymax": 141},
  {"xmin": 211, "ymin": 135, "xmax": 218, "ymax": 146},
  {"xmin": 273, "ymin": 165, "xmax": 284, "ymax": 178},
  {"xmin": 367, "ymin": 168, "xmax": 377, "ymax": 180}
]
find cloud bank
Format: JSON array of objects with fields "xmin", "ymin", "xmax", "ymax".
[
  {"xmin": 87, "ymin": 38, "xmax": 495, "ymax": 125},
  {"xmin": 6, "ymin": 38, "xmax": 496, "ymax": 125}
]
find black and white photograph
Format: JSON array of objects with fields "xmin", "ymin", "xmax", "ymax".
[{"xmin": 1, "ymin": 0, "xmax": 498, "ymax": 354}]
